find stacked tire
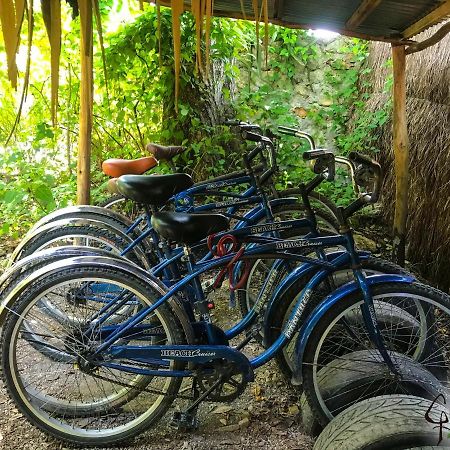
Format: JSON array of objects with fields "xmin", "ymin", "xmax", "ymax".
[{"xmin": 313, "ymin": 395, "xmax": 450, "ymax": 450}]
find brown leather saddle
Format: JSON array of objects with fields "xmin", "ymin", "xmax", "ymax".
[
  {"xmin": 102, "ymin": 156, "xmax": 158, "ymax": 178},
  {"xmin": 146, "ymin": 143, "xmax": 186, "ymax": 161}
]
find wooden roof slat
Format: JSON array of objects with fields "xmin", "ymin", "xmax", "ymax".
[
  {"xmin": 346, "ymin": 0, "xmax": 383, "ymax": 30},
  {"xmin": 402, "ymin": 0, "xmax": 450, "ymax": 38}
]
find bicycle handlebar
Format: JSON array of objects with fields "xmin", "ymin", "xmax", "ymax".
[
  {"xmin": 348, "ymin": 152, "xmax": 383, "ymax": 203},
  {"xmin": 224, "ymin": 120, "xmax": 262, "ymax": 133},
  {"xmin": 303, "ymin": 149, "xmax": 335, "ymax": 181},
  {"xmin": 241, "ymin": 130, "xmax": 277, "ymax": 186},
  {"xmin": 242, "ymin": 130, "xmax": 263, "ymax": 144},
  {"xmin": 277, "ymin": 126, "xmax": 316, "ymax": 150}
]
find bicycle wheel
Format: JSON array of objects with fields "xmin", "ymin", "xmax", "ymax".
[
  {"xmin": 301, "ymin": 282, "xmax": 450, "ymax": 427},
  {"xmin": 1, "ymin": 265, "xmax": 186, "ymax": 446},
  {"xmin": 0, "ymin": 248, "xmax": 130, "ymax": 361},
  {"xmin": 98, "ymin": 194, "xmax": 126, "ymax": 208},
  {"xmin": 98, "ymin": 194, "xmax": 143, "ymax": 220},
  {"xmin": 279, "ymin": 189, "xmax": 339, "ymax": 222}
]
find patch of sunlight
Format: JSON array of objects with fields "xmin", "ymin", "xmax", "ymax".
[
  {"xmin": 308, "ymin": 29, "xmax": 340, "ymax": 42},
  {"xmin": 106, "ymin": 0, "xmax": 136, "ymax": 34}
]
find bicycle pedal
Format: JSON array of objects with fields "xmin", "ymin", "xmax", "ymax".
[{"xmin": 170, "ymin": 411, "xmax": 199, "ymax": 432}]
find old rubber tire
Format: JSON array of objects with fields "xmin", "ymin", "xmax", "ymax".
[
  {"xmin": 313, "ymin": 395, "xmax": 450, "ymax": 450},
  {"xmin": 300, "ymin": 350, "xmax": 447, "ymax": 437}
]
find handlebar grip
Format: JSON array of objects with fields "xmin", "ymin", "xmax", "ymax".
[
  {"xmin": 302, "ymin": 149, "xmax": 335, "ymax": 181},
  {"xmin": 240, "ymin": 124, "xmax": 262, "ymax": 132},
  {"xmin": 348, "ymin": 152, "xmax": 383, "ymax": 203},
  {"xmin": 242, "ymin": 130, "xmax": 263, "ymax": 142},
  {"xmin": 303, "ymin": 149, "xmax": 331, "ymax": 161},
  {"xmin": 224, "ymin": 119, "xmax": 241, "ymax": 126},
  {"xmin": 348, "ymin": 152, "xmax": 377, "ymax": 168}
]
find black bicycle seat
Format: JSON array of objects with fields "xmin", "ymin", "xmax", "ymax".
[
  {"xmin": 116, "ymin": 174, "xmax": 193, "ymax": 205},
  {"xmin": 151, "ymin": 211, "xmax": 229, "ymax": 244}
]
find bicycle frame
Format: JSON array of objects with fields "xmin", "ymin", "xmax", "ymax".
[{"xmin": 73, "ymin": 227, "xmax": 415, "ymax": 382}]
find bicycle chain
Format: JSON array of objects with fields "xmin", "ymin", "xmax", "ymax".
[
  {"xmin": 89, "ymin": 364, "xmax": 245, "ymax": 403},
  {"xmin": 89, "ymin": 368, "xmax": 195, "ymax": 400}
]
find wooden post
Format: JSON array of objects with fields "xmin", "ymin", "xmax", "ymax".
[
  {"xmin": 391, "ymin": 44, "xmax": 409, "ymax": 265},
  {"xmin": 77, "ymin": 0, "xmax": 94, "ymax": 205}
]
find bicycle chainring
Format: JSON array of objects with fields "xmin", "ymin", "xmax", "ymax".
[{"xmin": 196, "ymin": 361, "xmax": 247, "ymax": 402}]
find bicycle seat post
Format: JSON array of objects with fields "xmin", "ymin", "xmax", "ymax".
[{"xmin": 182, "ymin": 245, "xmax": 213, "ymax": 322}]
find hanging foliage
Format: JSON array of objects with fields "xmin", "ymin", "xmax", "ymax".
[
  {"xmin": 41, "ymin": 0, "xmax": 61, "ymax": 125},
  {"xmin": 0, "ymin": 0, "xmax": 25, "ymax": 88},
  {"xmin": 5, "ymin": 0, "xmax": 33, "ymax": 145},
  {"xmin": 171, "ymin": 0, "xmax": 184, "ymax": 112},
  {"xmin": 0, "ymin": 0, "xmax": 273, "ymax": 132},
  {"xmin": 166, "ymin": 0, "xmax": 268, "ymax": 107},
  {"xmin": 262, "ymin": 0, "xmax": 269, "ymax": 67},
  {"xmin": 204, "ymin": 0, "xmax": 212, "ymax": 76},
  {"xmin": 191, "ymin": 0, "xmax": 203, "ymax": 73}
]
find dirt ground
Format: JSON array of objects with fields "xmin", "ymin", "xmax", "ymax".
[{"xmin": 0, "ymin": 361, "xmax": 314, "ymax": 450}]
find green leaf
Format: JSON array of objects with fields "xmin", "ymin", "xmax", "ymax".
[{"xmin": 32, "ymin": 183, "xmax": 55, "ymax": 211}]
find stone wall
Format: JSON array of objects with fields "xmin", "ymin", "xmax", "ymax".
[{"xmin": 236, "ymin": 34, "xmax": 364, "ymax": 150}]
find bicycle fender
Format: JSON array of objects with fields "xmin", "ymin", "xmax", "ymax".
[
  {"xmin": 291, "ymin": 273, "xmax": 415, "ymax": 384},
  {"xmin": 0, "ymin": 255, "xmax": 195, "ymax": 345},
  {"xmin": 0, "ymin": 246, "xmax": 125, "ymax": 293},
  {"xmin": 262, "ymin": 250, "xmax": 371, "ymax": 337},
  {"xmin": 9, "ymin": 218, "xmax": 149, "ymax": 269},
  {"xmin": 29, "ymin": 205, "xmax": 133, "ymax": 233}
]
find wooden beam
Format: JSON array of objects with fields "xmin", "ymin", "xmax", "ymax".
[
  {"xmin": 406, "ymin": 21, "xmax": 450, "ymax": 54},
  {"xmin": 391, "ymin": 45, "xmax": 409, "ymax": 266},
  {"xmin": 77, "ymin": 0, "xmax": 93, "ymax": 205},
  {"xmin": 346, "ymin": 0, "xmax": 383, "ymax": 30},
  {"xmin": 403, "ymin": 0, "xmax": 450, "ymax": 38}
]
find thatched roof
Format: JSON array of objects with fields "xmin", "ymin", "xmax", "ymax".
[{"xmin": 362, "ymin": 24, "xmax": 450, "ymax": 288}]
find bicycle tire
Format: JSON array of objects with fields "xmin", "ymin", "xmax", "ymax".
[
  {"xmin": 302, "ymin": 282, "xmax": 450, "ymax": 427},
  {"xmin": 97, "ymin": 194, "xmax": 126, "ymax": 208},
  {"xmin": 16, "ymin": 224, "xmax": 146, "ymax": 267},
  {"xmin": 0, "ymin": 264, "xmax": 186, "ymax": 446}
]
